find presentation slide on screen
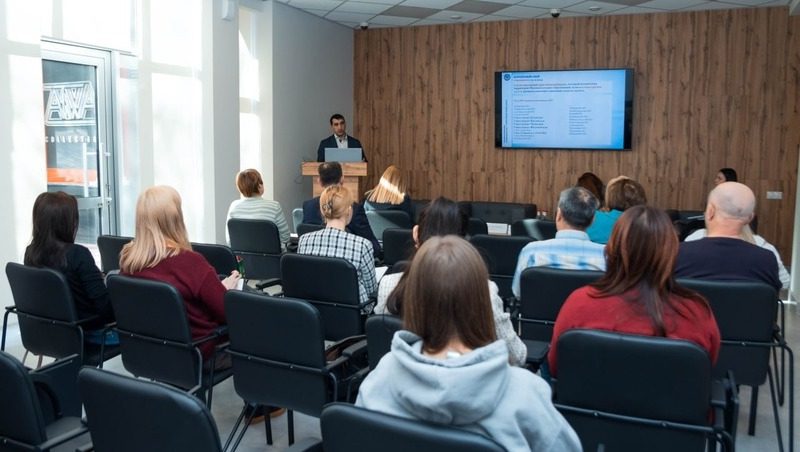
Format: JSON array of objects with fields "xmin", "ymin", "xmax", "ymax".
[{"xmin": 499, "ymin": 70, "xmax": 628, "ymax": 149}]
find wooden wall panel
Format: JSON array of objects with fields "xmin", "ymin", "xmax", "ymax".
[{"xmin": 354, "ymin": 7, "xmax": 800, "ymax": 260}]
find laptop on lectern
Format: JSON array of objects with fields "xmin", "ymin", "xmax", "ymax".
[{"xmin": 324, "ymin": 148, "xmax": 362, "ymax": 162}]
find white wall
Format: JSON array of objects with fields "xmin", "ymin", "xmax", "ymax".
[{"xmin": 260, "ymin": 1, "xmax": 354, "ymax": 219}]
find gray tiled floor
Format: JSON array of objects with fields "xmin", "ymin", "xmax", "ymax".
[{"xmin": 4, "ymin": 303, "xmax": 799, "ymax": 451}]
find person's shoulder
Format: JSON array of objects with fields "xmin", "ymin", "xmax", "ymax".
[{"xmin": 303, "ymin": 197, "xmax": 320, "ymax": 208}]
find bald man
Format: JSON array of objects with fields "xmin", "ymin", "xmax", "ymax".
[{"xmin": 674, "ymin": 182, "xmax": 780, "ymax": 290}]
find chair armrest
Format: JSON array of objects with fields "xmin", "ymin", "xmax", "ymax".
[
  {"xmin": 255, "ymin": 278, "xmax": 282, "ymax": 290},
  {"xmin": 75, "ymin": 442, "xmax": 94, "ymax": 452},
  {"xmin": 359, "ymin": 297, "xmax": 377, "ymax": 310},
  {"xmin": 342, "ymin": 338, "xmax": 368, "ymax": 359},
  {"xmin": 4, "ymin": 305, "xmax": 17, "ymax": 313},
  {"xmin": 283, "ymin": 438, "xmax": 323, "ymax": 452},
  {"xmin": 74, "ymin": 315, "xmax": 101, "ymax": 327},
  {"xmin": 37, "ymin": 422, "xmax": 88, "ymax": 450},
  {"xmin": 191, "ymin": 326, "xmax": 229, "ymax": 347},
  {"xmin": 325, "ymin": 355, "xmax": 350, "ymax": 372}
]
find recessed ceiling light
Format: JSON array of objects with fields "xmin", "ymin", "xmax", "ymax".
[
  {"xmin": 450, "ymin": 15, "xmax": 462, "ymax": 19},
  {"xmin": 588, "ymin": 6, "xmax": 601, "ymax": 10}
]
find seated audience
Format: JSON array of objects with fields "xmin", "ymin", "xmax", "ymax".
[
  {"xmin": 549, "ymin": 205, "xmax": 721, "ymax": 377},
  {"xmin": 511, "ymin": 187, "xmax": 606, "ymax": 298},
  {"xmin": 714, "ymin": 167, "xmax": 738, "ymax": 185},
  {"xmin": 24, "ymin": 191, "xmax": 115, "ymax": 343},
  {"xmin": 120, "ymin": 186, "xmax": 240, "ymax": 359},
  {"xmin": 298, "ymin": 185, "xmax": 377, "ymax": 305},
  {"xmin": 302, "ymin": 162, "xmax": 380, "ymax": 256},
  {"xmin": 226, "ymin": 168, "xmax": 290, "ymax": 250},
  {"xmin": 375, "ymin": 197, "xmax": 527, "ymax": 366},
  {"xmin": 586, "ymin": 176, "xmax": 647, "ymax": 244},
  {"xmin": 576, "ymin": 171, "xmax": 605, "ymax": 208},
  {"xmin": 364, "ymin": 165, "xmax": 414, "ymax": 221},
  {"xmin": 357, "ymin": 236, "xmax": 581, "ymax": 451},
  {"xmin": 675, "ymin": 182, "xmax": 781, "ymax": 291},
  {"xmin": 685, "ymin": 225, "xmax": 789, "ymax": 289}
]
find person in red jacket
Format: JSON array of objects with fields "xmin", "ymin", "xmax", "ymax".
[
  {"xmin": 119, "ymin": 185, "xmax": 240, "ymax": 361},
  {"xmin": 549, "ymin": 205, "xmax": 721, "ymax": 377}
]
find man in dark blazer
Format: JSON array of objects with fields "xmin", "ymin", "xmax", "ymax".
[
  {"xmin": 302, "ymin": 162, "xmax": 381, "ymax": 257},
  {"xmin": 316, "ymin": 113, "xmax": 367, "ymax": 162}
]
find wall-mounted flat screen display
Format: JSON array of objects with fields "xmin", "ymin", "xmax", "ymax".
[{"xmin": 495, "ymin": 68, "xmax": 633, "ymax": 150}]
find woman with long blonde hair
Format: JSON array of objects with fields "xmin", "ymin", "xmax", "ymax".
[
  {"xmin": 120, "ymin": 186, "xmax": 240, "ymax": 359},
  {"xmin": 364, "ymin": 165, "xmax": 414, "ymax": 221}
]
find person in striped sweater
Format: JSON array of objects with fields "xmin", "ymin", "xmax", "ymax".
[{"xmin": 226, "ymin": 169, "xmax": 290, "ymax": 249}]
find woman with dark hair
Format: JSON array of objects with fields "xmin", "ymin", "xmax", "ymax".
[
  {"xmin": 576, "ymin": 172, "xmax": 605, "ymax": 208},
  {"xmin": 357, "ymin": 236, "xmax": 580, "ymax": 451},
  {"xmin": 549, "ymin": 205, "xmax": 721, "ymax": 377},
  {"xmin": 24, "ymin": 191, "xmax": 115, "ymax": 341},
  {"xmin": 714, "ymin": 167, "xmax": 738, "ymax": 185},
  {"xmin": 374, "ymin": 197, "xmax": 526, "ymax": 366},
  {"xmin": 586, "ymin": 175, "xmax": 647, "ymax": 244}
]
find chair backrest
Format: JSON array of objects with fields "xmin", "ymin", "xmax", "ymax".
[
  {"xmin": 365, "ymin": 315, "xmax": 403, "ymax": 370},
  {"xmin": 510, "ymin": 218, "xmax": 556, "ymax": 241},
  {"xmin": 225, "ymin": 292, "xmax": 331, "ymax": 416},
  {"xmin": 281, "ymin": 254, "xmax": 363, "ymax": 341},
  {"xmin": 227, "ymin": 218, "xmax": 282, "ymax": 280},
  {"xmin": 469, "ymin": 235, "xmax": 533, "ymax": 299},
  {"xmin": 554, "ymin": 329, "xmax": 712, "ymax": 451},
  {"xmin": 366, "ymin": 210, "xmax": 413, "ymax": 240},
  {"xmin": 79, "ymin": 367, "xmax": 222, "ymax": 452},
  {"xmin": 410, "ymin": 199, "xmax": 430, "ymax": 224},
  {"xmin": 466, "ymin": 217, "xmax": 488, "ymax": 236},
  {"xmin": 465, "ymin": 201, "xmax": 537, "ymax": 225},
  {"xmin": 292, "ymin": 207, "xmax": 304, "ymax": 233},
  {"xmin": 96, "ymin": 235, "xmax": 133, "ymax": 272},
  {"xmin": 678, "ymin": 278, "xmax": 777, "ymax": 384},
  {"xmin": 320, "ymin": 403, "xmax": 505, "ymax": 452},
  {"xmin": 107, "ymin": 275, "xmax": 200, "ymax": 390},
  {"xmin": 382, "ymin": 228, "xmax": 414, "ymax": 266},
  {"xmin": 5, "ymin": 262, "xmax": 83, "ymax": 359},
  {"xmin": 0, "ymin": 351, "xmax": 47, "ymax": 447},
  {"xmin": 297, "ymin": 223, "xmax": 325, "ymax": 237},
  {"xmin": 190, "ymin": 242, "xmax": 238, "ymax": 277},
  {"xmin": 518, "ymin": 267, "xmax": 603, "ymax": 341}
]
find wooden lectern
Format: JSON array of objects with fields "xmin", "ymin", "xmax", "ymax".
[{"xmin": 301, "ymin": 162, "xmax": 368, "ymax": 201}]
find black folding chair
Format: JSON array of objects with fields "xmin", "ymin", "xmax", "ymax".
[
  {"xmin": 679, "ymin": 279, "xmax": 794, "ymax": 452},
  {"xmin": 365, "ymin": 314, "xmax": 403, "ymax": 370},
  {"xmin": 296, "ymin": 223, "xmax": 324, "ymax": 237},
  {"xmin": 0, "ymin": 351, "xmax": 88, "ymax": 451},
  {"xmin": 96, "ymin": 235, "xmax": 132, "ymax": 273},
  {"xmin": 227, "ymin": 219, "xmax": 283, "ymax": 288},
  {"xmin": 517, "ymin": 267, "xmax": 603, "ymax": 368},
  {"xmin": 366, "ymin": 211, "xmax": 412, "ymax": 241},
  {"xmin": 224, "ymin": 292, "xmax": 358, "ymax": 450},
  {"xmin": 469, "ymin": 234, "xmax": 533, "ymax": 300},
  {"xmin": 3, "ymin": 262, "xmax": 119, "ymax": 368},
  {"xmin": 382, "ymin": 228, "xmax": 414, "ymax": 267},
  {"xmin": 318, "ymin": 403, "xmax": 505, "ymax": 452},
  {"xmin": 281, "ymin": 254, "xmax": 370, "ymax": 341},
  {"xmin": 191, "ymin": 242, "xmax": 238, "ymax": 277},
  {"xmin": 467, "ymin": 217, "xmax": 488, "ymax": 236},
  {"xmin": 511, "ymin": 218, "xmax": 556, "ymax": 241},
  {"xmin": 553, "ymin": 329, "xmax": 736, "ymax": 452},
  {"xmin": 79, "ymin": 367, "xmax": 223, "ymax": 452},
  {"xmin": 106, "ymin": 275, "xmax": 232, "ymax": 409}
]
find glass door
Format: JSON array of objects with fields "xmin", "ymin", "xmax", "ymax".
[{"xmin": 41, "ymin": 42, "xmax": 116, "ymax": 253}]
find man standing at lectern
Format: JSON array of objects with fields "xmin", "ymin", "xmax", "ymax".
[{"xmin": 316, "ymin": 113, "xmax": 367, "ymax": 162}]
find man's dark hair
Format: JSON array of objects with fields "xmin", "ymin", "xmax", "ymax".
[
  {"xmin": 719, "ymin": 168, "xmax": 738, "ymax": 182},
  {"xmin": 558, "ymin": 186, "xmax": 598, "ymax": 230},
  {"xmin": 329, "ymin": 113, "xmax": 345, "ymax": 125},
  {"xmin": 318, "ymin": 162, "xmax": 343, "ymax": 187}
]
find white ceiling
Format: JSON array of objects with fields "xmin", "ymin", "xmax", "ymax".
[{"xmin": 273, "ymin": 0, "xmax": 793, "ymax": 28}]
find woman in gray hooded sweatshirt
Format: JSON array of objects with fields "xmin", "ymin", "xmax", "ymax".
[{"xmin": 357, "ymin": 236, "xmax": 581, "ymax": 452}]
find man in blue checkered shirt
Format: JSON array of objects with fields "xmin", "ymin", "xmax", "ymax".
[{"xmin": 511, "ymin": 187, "xmax": 606, "ymax": 298}]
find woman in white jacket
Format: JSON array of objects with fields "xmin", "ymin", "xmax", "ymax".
[{"xmin": 357, "ymin": 236, "xmax": 581, "ymax": 452}]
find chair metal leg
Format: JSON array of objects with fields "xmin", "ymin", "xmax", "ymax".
[
  {"xmin": 1, "ymin": 309, "xmax": 12, "ymax": 351},
  {"xmin": 288, "ymin": 409, "xmax": 295, "ymax": 445},
  {"xmin": 223, "ymin": 404, "xmax": 249, "ymax": 452},
  {"xmin": 773, "ymin": 345, "xmax": 786, "ymax": 406},
  {"xmin": 767, "ymin": 367, "xmax": 785, "ymax": 452},
  {"xmin": 265, "ymin": 411, "xmax": 273, "ymax": 445},
  {"xmin": 785, "ymin": 346, "xmax": 794, "ymax": 452},
  {"xmin": 747, "ymin": 385, "xmax": 759, "ymax": 436},
  {"xmin": 228, "ymin": 404, "xmax": 256, "ymax": 452}
]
